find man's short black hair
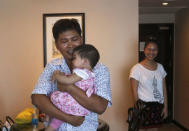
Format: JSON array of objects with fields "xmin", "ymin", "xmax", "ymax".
[
  {"xmin": 52, "ymin": 19, "xmax": 82, "ymax": 42},
  {"xmin": 73, "ymin": 44, "xmax": 100, "ymax": 69}
]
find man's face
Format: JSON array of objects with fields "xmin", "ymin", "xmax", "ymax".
[{"xmin": 55, "ymin": 30, "xmax": 83, "ymax": 61}]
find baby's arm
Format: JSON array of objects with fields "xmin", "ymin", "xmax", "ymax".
[{"xmin": 51, "ymin": 70, "xmax": 82, "ymax": 85}]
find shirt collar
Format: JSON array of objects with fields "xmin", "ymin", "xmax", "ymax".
[{"xmin": 61, "ymin": 58, "xmax": 71, "ymax": 74}]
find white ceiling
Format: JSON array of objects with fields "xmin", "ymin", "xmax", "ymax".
[{"xmin": 139, "ymin": 0, "xmax": 189, "ymax": 14}]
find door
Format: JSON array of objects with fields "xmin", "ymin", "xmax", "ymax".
[{"xmin": 139, "ymin": 24, "xmax": 174, "ymax": 122}]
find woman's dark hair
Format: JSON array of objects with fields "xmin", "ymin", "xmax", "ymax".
[
  {"xmin": 144, "ymin": 37, "xmax": 159, "ymax": 50},
  {"xmin": 73, "ymin": 44, "xmax": 100, "ymax": 69},
  {"xmin": 52, "ymin": 19, "xmax": 82, "ymax": 42}
]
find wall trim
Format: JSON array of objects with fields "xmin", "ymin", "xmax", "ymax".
[{"xmin": 172, "ymin": 120, "xmax": 189, "ymax": 131}]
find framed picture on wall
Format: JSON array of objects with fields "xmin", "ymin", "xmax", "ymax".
[{"xmin": 43, "ymin": 13, "xmax": 85, "ymax": 67}]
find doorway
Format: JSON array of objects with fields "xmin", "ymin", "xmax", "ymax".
[{"xmin": 139, "ymin": 24, "xmax": 174, "ymax": 122}]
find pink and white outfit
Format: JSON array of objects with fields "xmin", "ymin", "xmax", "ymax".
[{"xmin": 50, "ymin": 68, "xmax": 96, "ymax": 129}]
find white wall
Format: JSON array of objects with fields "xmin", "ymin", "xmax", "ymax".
[{"xmin": 0, "ymin": 0, "xmax": 138, "ymax": 130}]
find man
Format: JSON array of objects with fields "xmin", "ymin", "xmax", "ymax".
[{"xmin": 31, "ymin": 19, "xmax": 112, "ymax": 130}]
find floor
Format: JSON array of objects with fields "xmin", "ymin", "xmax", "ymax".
[{"xmin": 157, "ymin": 123, "xmax": 183, "ymax": 131}]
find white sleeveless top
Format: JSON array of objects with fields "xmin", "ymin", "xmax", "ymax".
[{"xmin": 129, "ymin": 63, "xmax": 167, "ymax": 103}]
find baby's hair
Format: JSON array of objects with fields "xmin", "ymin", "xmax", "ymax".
[
  {"xmin": 144, "ymin": 36, "xmax": 159, "ymax": 50},
  {"xmin": 73, "ymin": 44, "xmax": 100, "ymax": 68}
]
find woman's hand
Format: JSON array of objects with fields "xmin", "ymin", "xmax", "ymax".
[
  {"xmin": 162, "ymin": 78, "xmax": 168, "ymax": 119},
  {"xmin": 161, "ymin": 106, "xmax": 168, "ymax": 119}
]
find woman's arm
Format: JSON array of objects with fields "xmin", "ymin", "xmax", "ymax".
[
  {"xmin": 130, "ymin": 78, "xmax": 139, "ymax": 104},
  {"xmin": 57, "ymin": 82, "xmax": 108, "ymax": 114},
  {"xmin": 162, "ymin": 78, "xmax": 168, "ymax": 118},
  {"xmin": 31, "ymin": 94, "xmax": 84, "ymax": 126}
]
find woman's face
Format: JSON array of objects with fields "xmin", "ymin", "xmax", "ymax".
[{"xmin": 144, "ymin": 42, "xmax": 158, "ymax": 61}]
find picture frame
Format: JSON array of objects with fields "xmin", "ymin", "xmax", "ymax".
[{"xmin": 43, "ymin": 13, "xmax": 85, "ymax": 67}]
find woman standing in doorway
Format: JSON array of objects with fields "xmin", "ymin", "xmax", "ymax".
[{"xmin": 129, "ymin": 39, "xmax": 168, "ymax": 131}]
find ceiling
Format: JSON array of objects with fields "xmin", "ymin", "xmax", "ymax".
[{"xmin": 139, "ymin": 0, "xmax": 189, "ymax": 14}]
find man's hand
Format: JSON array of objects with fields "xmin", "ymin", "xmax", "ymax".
[
  {"xmin": 51, "ymin": 70, "xmax": 65, "ymax": 82},
  {"xmin": 51, "ymin": 70, "xmax": 60, "ymax": 82},
  {"xmin": 67, "ymin": 115, "xmax": 85, "ymax": 127},
  {"xmin": 31, "ymin": 94, "xmax": 85, "ymax": 126},
  {"xmin": 57, "ymin": 81, "xmax": 72, "ymax": 92}
]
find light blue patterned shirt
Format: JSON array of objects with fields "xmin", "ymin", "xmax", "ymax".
[{"xmin": 32, "ymin": 58, "xmax": 112, "ymax": 131}]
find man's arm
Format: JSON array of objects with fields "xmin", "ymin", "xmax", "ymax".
[
  {"xmin": 57, "ymin": 65, "xmax": 111, "ymax": 115},
  {"xmin": 32, "ymin": 61, "xmax": 85, "ymax": 127},
  {"xmin": 57, "ymin": 83, "xmax": 108, "ymax": 114},
  {"xmin": 31, "ymin": 94, "xmax": 84, "ymax": 126},
  {"xmin": 52, "ymin": 70, "xmax": 82, "ymax": 85}
]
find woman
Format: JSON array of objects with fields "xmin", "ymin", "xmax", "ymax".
[{"xmin": 129, "ymin": 40, "xmax": 168, "ymax": 131}]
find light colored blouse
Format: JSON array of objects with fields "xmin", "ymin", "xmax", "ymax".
[{"xmin": 130, "ymin": 63, "xmax": 167, "ymax": 103}]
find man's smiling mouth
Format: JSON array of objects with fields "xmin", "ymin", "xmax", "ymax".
[{"xmin": 67, "ymin": 49, "xmax": 73, "ymax": 55}]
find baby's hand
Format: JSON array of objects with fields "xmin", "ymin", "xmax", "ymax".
[{"xmin": 51, "ymin": 70, "xmax": 61, "ymax": 82}]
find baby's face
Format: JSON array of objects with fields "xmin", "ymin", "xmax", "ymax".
[{"xmin": 72, "ymin": 52, "xmax": 85, "ymax": 69}]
